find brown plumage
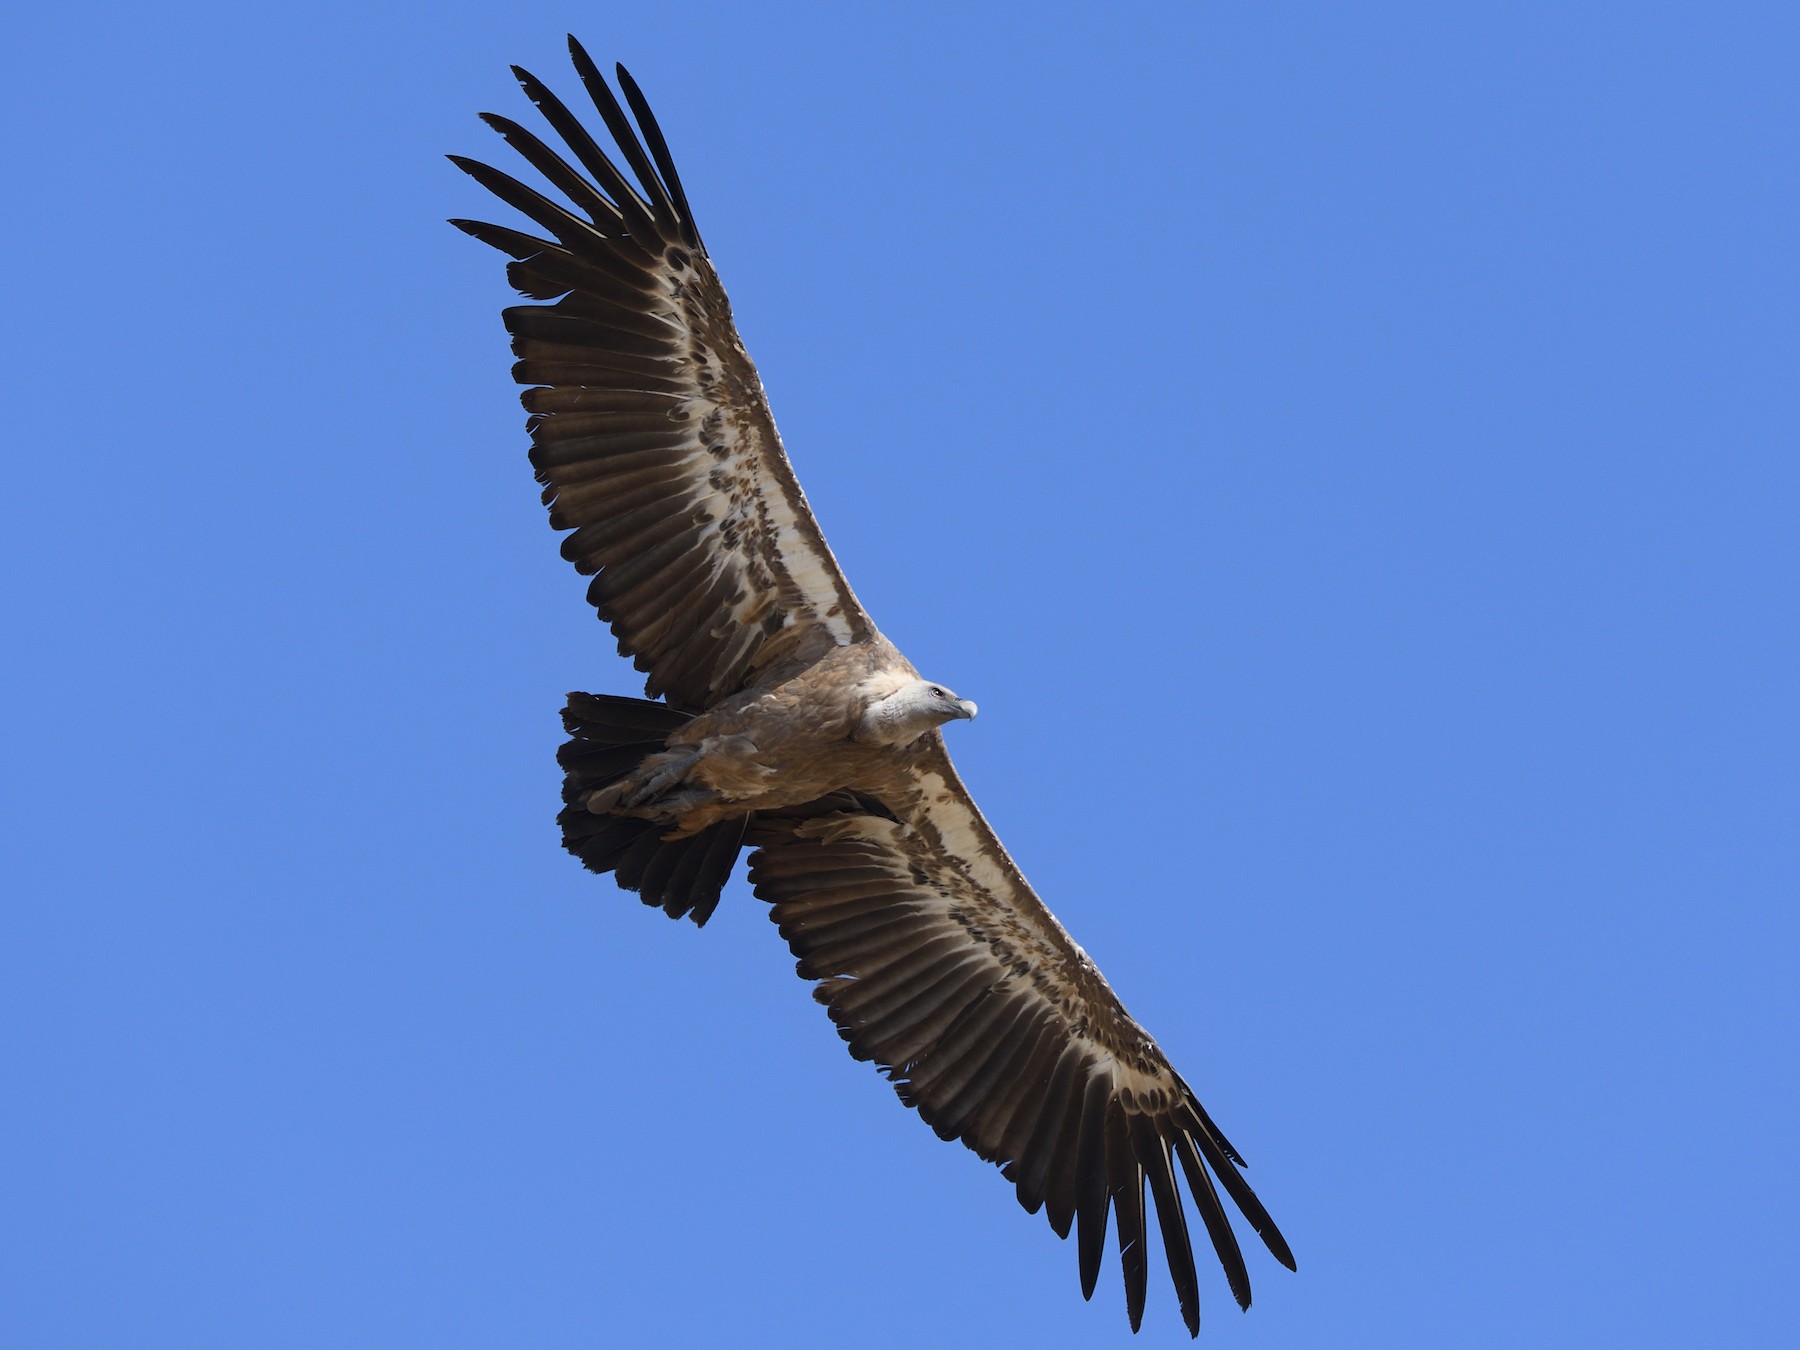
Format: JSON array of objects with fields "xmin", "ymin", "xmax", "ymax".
[{"xmin": 452, "ymin": 36, "xmax": 1294, "ymax": 1336}]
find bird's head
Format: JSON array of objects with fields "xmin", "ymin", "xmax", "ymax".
[
  {"xmin": 857, "ymin": 678, "xmax": 978, "ymax": 746},
  {"xmin": 912, "ymin": 679, "xmax": 979, "ymax": 726}
]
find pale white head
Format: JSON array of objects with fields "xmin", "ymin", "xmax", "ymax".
[{"xmin": 856, "ymin": 678, "xmax": 979, "ymax": 747}]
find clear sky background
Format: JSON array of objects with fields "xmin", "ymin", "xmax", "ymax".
[{"xmin": 5, "ymin": 3, "xmax": 1796, "ymax": 1346}]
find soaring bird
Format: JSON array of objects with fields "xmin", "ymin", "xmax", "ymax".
[{"xmin": 450, "ymin": 37, "xmax": 1294, "ymax": 1336}]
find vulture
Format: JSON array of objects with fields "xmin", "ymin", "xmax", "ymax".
[{"xmin": 450, "ymin": 37, "xmax": 1294, "ymax": 1337}]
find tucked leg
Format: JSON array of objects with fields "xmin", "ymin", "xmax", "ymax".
[{"xmin": 585, "ymin": 746, "xmax": 702, "ymax": 815}]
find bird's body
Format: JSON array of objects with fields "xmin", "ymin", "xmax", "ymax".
[
  {"xmin": 592, "ymin": 638, "xmax": 965, "ymax": 836},
  {"xmin": 453, "ymin": 38, "xmax": 1294, "ymax": 1337}
]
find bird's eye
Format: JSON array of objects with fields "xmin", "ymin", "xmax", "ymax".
[{"xmin": 932, "ymin": 687, "xmax": 946, "ymax": 697}]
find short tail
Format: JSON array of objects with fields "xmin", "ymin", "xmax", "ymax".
[{"xmin": 555, "ymin": 692, "xmax": 747, "ymax": 926}]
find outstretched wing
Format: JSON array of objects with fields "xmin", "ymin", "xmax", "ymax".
[
  {"xmin": 451, "ymin": 38, "xmax": 874, "ymax": 711},
  {"xmin": 748, "ymin": 739, "xmax": 1295, "ymax": 1337}
]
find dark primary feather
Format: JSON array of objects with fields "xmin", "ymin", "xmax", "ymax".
[
  {"xmin": 1137, "ymin": 1113, "xmax": 1201, "ymax": 1335},
  {"xmin": 1074, "ymin": 1071, "xmax": 1113, "ymax": 1299},
  {"xmin": 612, "ymin": 62, "xmax": 703, "ymax": 250},
  {"xmin": 506, "ymin": 66, "xmax": 637, "ymax": 231},
  {"xmin": 476, "ymin": 112, "xmax": 623, "ymax": 231},
  {"xmin": 1108, "ymin": 1102, "xmax": 1149, "ymax": 1332},
  {"xmin": 567, "ymin": 39, "xmax": 674, "ymax": 226}
]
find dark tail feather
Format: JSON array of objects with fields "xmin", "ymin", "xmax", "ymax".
[{"xmin": 555, "ymin": 692, "xmax": 747, "ymax": 926}]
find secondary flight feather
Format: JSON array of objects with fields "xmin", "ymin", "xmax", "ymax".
[{"xmin": 450, "ymin": 37, "xmax": 1294, "ymax": 1336}]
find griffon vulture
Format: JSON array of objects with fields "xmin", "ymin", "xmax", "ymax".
[{"xmin": 450, "ymin": 38, "xmax": 1294, "ymax": 1336}]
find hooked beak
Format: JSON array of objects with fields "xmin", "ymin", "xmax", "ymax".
[{"xmin": 954, "ymin": 699, "xmax": 978, "ymax": 721}]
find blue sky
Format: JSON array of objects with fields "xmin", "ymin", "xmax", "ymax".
[{"xmin": 5, "ymin": 2, "xmax": 1797, "ymax": 1345}]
